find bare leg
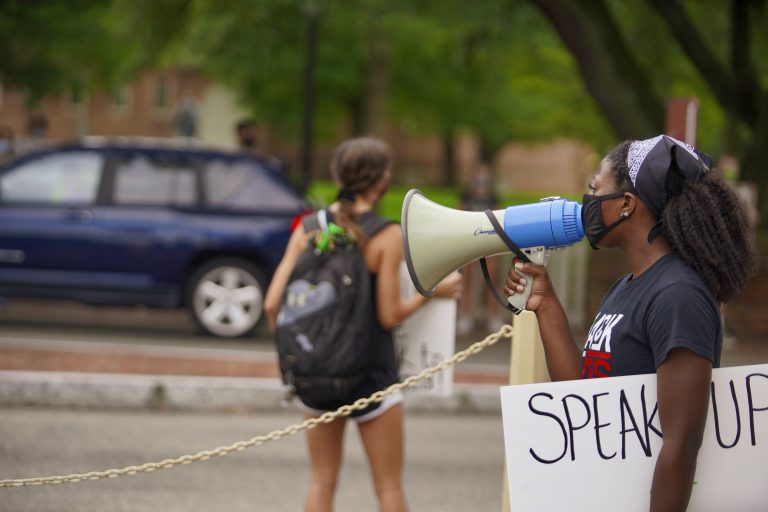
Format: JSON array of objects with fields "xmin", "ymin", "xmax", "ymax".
[
  {"xmin": 358, "ymin": 404, "xmax": 408, "ymax": 512},
  {"xmin": 304, "ymin": 414, "xmax": 346, "ymax": 512}
]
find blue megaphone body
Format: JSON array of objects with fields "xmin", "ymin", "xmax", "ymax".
[{"xmin": 498, "ymin": 197, "xmax": 583, "ymax": 249}]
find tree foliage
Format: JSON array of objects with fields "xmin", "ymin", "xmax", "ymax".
[
  {"xmin": 3, "ymin": 0, "xmax": 765, "ymax": 219},
  {"xmin": 176, "ymin": 0, "xmax": 614, "ymax": 174},
  {"xmin": 533, "ymin": 0, "xmax": 768, "ymax": 222},
  {"xmin": 0, "ymin": 0, "xmax": 121, "ymax": 103}
]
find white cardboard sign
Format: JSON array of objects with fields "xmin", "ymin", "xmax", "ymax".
[
  {"xmin": 394, "ymin": 261, "xmax": 457, "ymax": 396},
  {"xmin": 501, "ymin": 364, "xmax": 768, "ymax": 512}
]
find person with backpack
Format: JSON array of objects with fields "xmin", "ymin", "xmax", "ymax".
[
  {"xmin": 504, "ymin": 135, "xmax": 756, "ymax": 511},
  {"xmin": 264, "ymin": 136, "xmax": 462, "ymax": 512}
]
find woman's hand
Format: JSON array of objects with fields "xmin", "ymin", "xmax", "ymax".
[
  {"xmin": 504, "ymin": 259, "xmax": 556, "ymax": 313},
  {"xmin": 433, "ymin": 271, "xmax": 463, "ymax": 300}
]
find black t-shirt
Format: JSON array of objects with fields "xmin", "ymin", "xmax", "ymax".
[{"xmin": 581, "ymin": 253, "xmax": 722, "ymax": 379}]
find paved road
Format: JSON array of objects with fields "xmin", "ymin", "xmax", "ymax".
[{"xmin": 0, "ymin": 408, "xmax": 506, "ymax": 512}]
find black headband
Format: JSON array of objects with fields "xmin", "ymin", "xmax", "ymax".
[{"xmin": 627, "ymin": 135, "xmax": 712, "ymax": 218}]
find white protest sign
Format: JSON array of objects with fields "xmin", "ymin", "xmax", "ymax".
[
  {"xmin": 501, "ymin": 364, "xmax": 768, "ymax": 512},
  {"xmin": 394, "ymin": 261, "xmax": 457, "ymax": 396}
]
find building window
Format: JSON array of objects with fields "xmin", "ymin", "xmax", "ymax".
[
  {"xmin": 153, "ymin": 74, "xmax": 176, "ymax": 116},
  {"xmin": 110, "ymin": 86, "xmax": 132, "ymax": 117}
]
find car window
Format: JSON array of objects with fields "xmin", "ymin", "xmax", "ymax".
[
  {"xmin": 0, "ymin": 151, "xmax": 102, "ymax": 204},
  {"xmin": 204, "ymin": 160, "xmax": 303, "ymax": 210},
  {"xmin": 113, "ymin": 155, "xmax": 196, "ymax": 206}
]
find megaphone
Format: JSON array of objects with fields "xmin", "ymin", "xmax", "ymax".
[{"xmin": 402, "ymin": 189, "xmax": 584, "ymax": 312}]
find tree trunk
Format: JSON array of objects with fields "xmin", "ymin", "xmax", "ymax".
[
  {"xmin": 530, "ymin": 0, "xmax": 665, "ymax": 139},
  {"xmin": 649, "ymin": 0, "xmax": 766, "ymax": 225},
  {"xmin": 648, "ymin": 0, "xmax": 759, "ymax": 129},
  {"xmin": 300, "ymin": 9, "xmax": 320, "ymax": 194},
  {"xmin": 741, "ymin": 91, "xmax": 768, "ymax": 225}
]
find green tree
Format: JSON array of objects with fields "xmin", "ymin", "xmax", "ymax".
[
  {"xmin": 0, "ymin": 0, "xmax": 195, "ymax": 104},
  {"xmin": 177, "ymin": 0, "xmax": 615, "ymax": 187},
  {"xmin": 387, "ymin": 0, "xmax": 615, "ymax": 178},
  {"xmin": 0, "ymin": 0, "xmax": 120, "ymax": 103}
]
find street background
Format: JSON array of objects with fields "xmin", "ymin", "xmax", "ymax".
[
  {"xmin": 2, "ymin": 297, "xmax": 767, "ymax": 511},
  {"xmin": 2, "ymin": 2, "xmax": 768, "ymax": 510}
]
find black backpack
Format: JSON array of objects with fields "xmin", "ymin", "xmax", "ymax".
[{"xmin": 274, "ymin": 209, "xmax": 391, "ymax": 403}]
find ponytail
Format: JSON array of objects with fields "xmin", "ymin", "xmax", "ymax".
[{"xmin": 334, "ymin": 191, "xmax": 366, "ymax": 245}]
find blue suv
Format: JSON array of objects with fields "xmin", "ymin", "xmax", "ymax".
[{"xmin": 0, "ymin": 138, "xmax": 308, "ymax": 337}]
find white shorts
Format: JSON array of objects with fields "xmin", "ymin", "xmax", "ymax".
[{"xmin": 297, "ymin": 391, "xmax": 403, "ymax": 424}]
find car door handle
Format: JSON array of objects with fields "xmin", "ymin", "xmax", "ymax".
[{"xmin": 64, "ymin": 208, "xmax": 94, "ymax": 224}]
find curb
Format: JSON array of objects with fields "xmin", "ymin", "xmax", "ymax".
[{"xmin": 0, "ymin": 370, "xmax": 503, "ymax": 415}]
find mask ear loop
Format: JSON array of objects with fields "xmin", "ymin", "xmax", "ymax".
[
  {"xmin": 586, "ymin": 191, "xmax": 631, "ymax": 249},
  {"xmin": 479, "ymin": 210, "xmax": 531, "ymax": 314}
]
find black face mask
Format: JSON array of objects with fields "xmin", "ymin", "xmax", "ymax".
[{"xmin": 581, "ymin": 191, "xmax": 629, "ymax": 249}]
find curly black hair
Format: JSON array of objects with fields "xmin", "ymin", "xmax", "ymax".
[
  {"xmin": 663, "ymin": 175, "xmax": 757, "ymax": 302},
  {"xmin": 606, "ymin": 140, "xmax": 757, "ymax": 302}
]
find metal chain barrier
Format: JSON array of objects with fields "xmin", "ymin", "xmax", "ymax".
[{"xmin": 0, "ymin": 324, "xmax": 513, "ymax": 488}]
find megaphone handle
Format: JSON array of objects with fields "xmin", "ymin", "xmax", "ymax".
[{"xmin": 505, "ymin": 265, "xmax": 533, "ymax": 313}]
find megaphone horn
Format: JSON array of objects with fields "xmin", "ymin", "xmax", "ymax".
[{"xmin": 401, "ymin": 189, "xmax": 584, "ymax": 312}]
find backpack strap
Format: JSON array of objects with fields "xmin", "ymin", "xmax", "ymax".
[
  {"xmin": 304, "ymin": 209, "xmax": 391, "ymax": 239},
  {"xmin": 300, "ymin": 210, "xmax": 324, "ymax": 233},
  {"xmin": 358, "ymin": 211, "xmax": 392, "ymax": 238}
]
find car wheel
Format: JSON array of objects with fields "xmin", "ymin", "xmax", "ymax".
[{"xmin": 187, "ymin": 258, "xmax": 265, "ymax": 338}]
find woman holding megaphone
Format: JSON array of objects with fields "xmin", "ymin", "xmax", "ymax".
[{"xmin": 505, "ymin": 135, "xmax": 756, "ymax": 512}]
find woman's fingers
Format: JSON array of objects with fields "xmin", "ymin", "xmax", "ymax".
[{"xmin": 505, "ymin": 259, "xmax": 546, "ymax": 295}]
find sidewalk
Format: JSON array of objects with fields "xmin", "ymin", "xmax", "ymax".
[
  {"xmin": 0, "ymin": 325, "xmax": 510, "ymax": 414},
  {"xmin": 1, "ymin": 300, "xmax": 767, "ymax": 414}
]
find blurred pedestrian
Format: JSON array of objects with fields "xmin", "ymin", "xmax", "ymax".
[
  {"xmin": 264, "ymin": 136, "xmax": 462, "ymax": 512},
  {"xmin": 505, "ymin": 135, "xmax": 756, "ymax": 511},
  {"xmin": 174, "ymin": 93, "xmax": 198, "ymax": 138},
  {"xmin": 235, "ymin": 118, "xmax": 259, "ymax": 152},
  {"xmin": 457, "ymin": 163, "xmax": 504, "ymax": 334},
  {"xmin": 235, "ymin": 117, "xmax": 284, "ymax": 171}
]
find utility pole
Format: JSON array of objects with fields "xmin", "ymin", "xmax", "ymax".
[{"xmin": 299, "ymin": 0, "xmax": 324, "ymax": 194}]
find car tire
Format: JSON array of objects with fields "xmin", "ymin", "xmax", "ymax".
[{"xmin": 186, "ymin": 258, "xmax": 266, "ymax": 338}]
